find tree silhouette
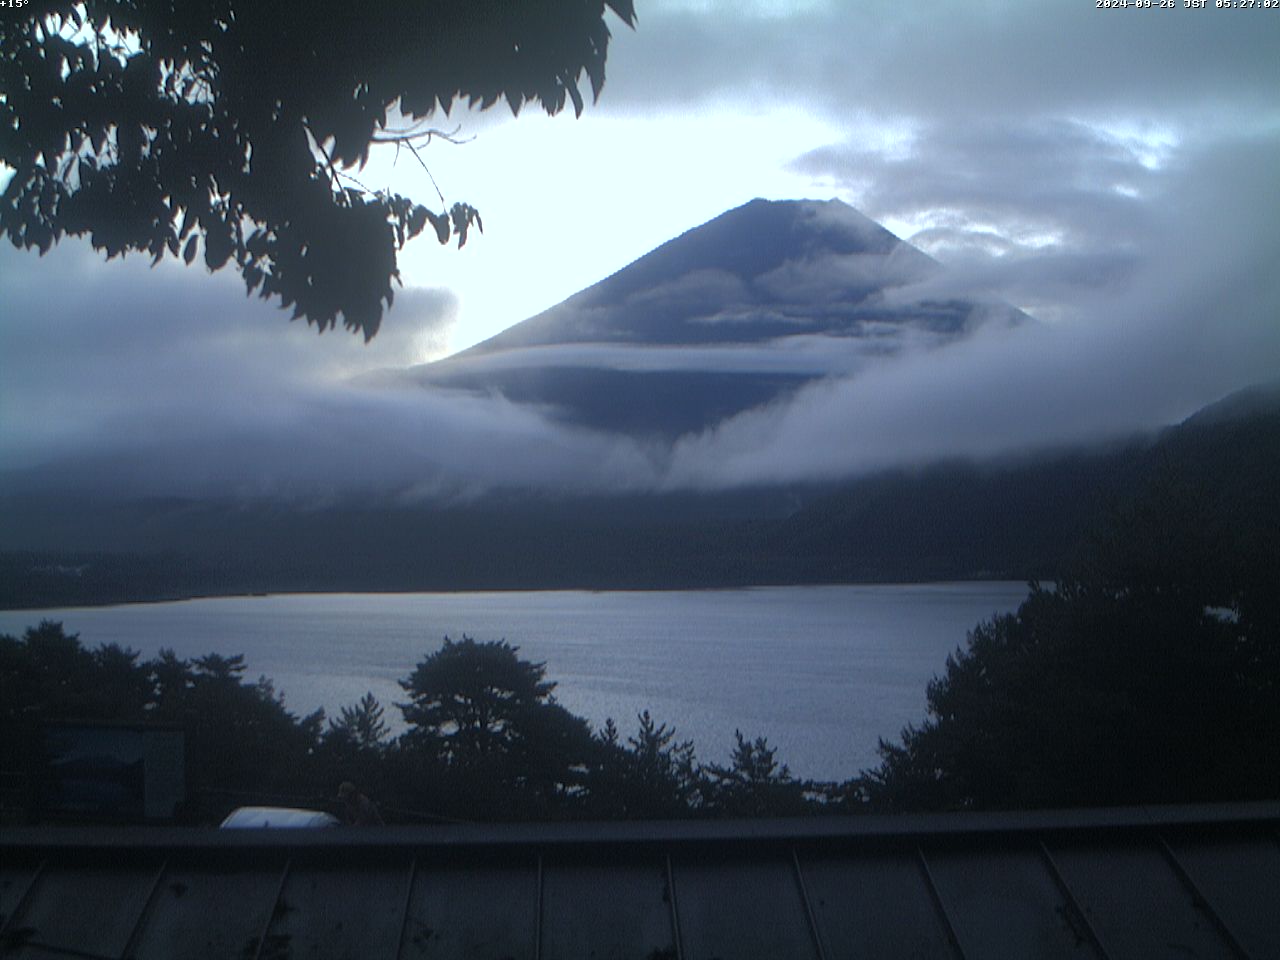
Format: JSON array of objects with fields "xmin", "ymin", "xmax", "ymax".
[
  {"xmin": 396, "ymin": 636, "xmax": 604, "ymax": 817},
  {"xmin": 862, "ymin": 480, "xmax": 1280, "ymax": 811},
  {"xmin": 0, "ymin": 0, "xmax": 636, "ymax": 339},
  {"xmin": 0, "ymin": 627, "xmax": 330, "ymax": 822},
  {"xmin": 328, "ymin": 691, "xmax": 390, "ymax": 753},
  {"xmin": 704, "ymin": 730, "xmax": 806, "ymax": 816},
  {"xmin": 147, "ymin": 649, "xmax": 324, "ymax": 804},
  {"xmin": 398, "ymin": 636, "xmax": 556, "ymax": 764},
  {"xmin": 586, "ymin": 711, "xmax": 703, "ymax": 817},
  {"xmin": 0, "ymin": 621, "xmax": 833, "ymax": 823}
]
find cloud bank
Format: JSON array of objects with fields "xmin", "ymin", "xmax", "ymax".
[
  {"xmin": 2, "ymin": 0, "xmax": 1278, "ymax": 501},
  {"xmin": 0, "ymin": 244, "xmax": 669, "ymax": 501}
]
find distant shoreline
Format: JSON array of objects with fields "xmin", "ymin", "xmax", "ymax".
[{"xmin": 0, "ymin": 575, "xmax": 1037, "ymax": 614}]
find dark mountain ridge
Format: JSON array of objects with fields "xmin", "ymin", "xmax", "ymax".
[{"xmin": 3, "ymin": 382, "xmax": 1277, "ymax": 609}]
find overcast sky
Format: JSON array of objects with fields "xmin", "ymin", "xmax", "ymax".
[{"xmin": 2, "ymin": 0, "xmax": 1278, "ymax": 498}]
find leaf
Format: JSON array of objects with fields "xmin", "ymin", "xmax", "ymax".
[
  {"xmin": 449, "ymin": 203, "xmax": 482, "ymax": 249},
  {"xmin": 243, "ymin": 264, "xmax": 263, "ymax": 295},
  {"xmin": 426, "ymin": 210, "xmax": 449, "ymax": 245},
  {"xmin": 407, "ymin": 205, "xmax": 427, "ymax": 239},
  {"xmin": 183, "ymin": 234, "xmax": 197, "ymax": 264},
  {"xmin": 606, "ymin": 0, "xmax": 637, "ymax": 26},
  {"xmin": 204, "ymin": 229, "xmax": 232, "ymax": 270}
]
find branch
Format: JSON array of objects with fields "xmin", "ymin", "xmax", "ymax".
[
  {"xmin": 371, "ymin": 123, "xmax": 473, "ymax": 147},
  {"xmin": 400, "ymin": 139, "xmax": 447, "ymax": 207},
  {"xmin": 335, "ymin": 168, "xmax": 378, "ymax": 197},
  {"xmin": 303, "ymin": 121, "xmax": 346, "ymax": 205}
]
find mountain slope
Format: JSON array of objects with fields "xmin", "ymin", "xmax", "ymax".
[
  {"xmin": 398, "ymin": 198, "xmax": 1026, "ymax": 439},
  {"xmin": 457, "ymin": 197, "xmax": 939, "ymax": 351}
]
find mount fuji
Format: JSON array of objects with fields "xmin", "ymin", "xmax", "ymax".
[{"xmin": 390, "ymin": 198, "xmax": 1026, "ymax": 439}]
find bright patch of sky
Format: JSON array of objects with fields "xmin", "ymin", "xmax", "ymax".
[
  {"xmin": 1082, "ymin": 118, "xmax": 1181, "ymax": 171},
  {"xmin": 386, "ymin": 104, "xmax": 843, "ymax": 354}
]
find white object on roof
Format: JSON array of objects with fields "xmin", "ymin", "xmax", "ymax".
[{"xmin": 219, "ymin": 806, "xmax": 340, "ymax": 829}]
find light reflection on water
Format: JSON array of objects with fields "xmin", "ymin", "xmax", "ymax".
[{"xmin": 0, "ymin": 582, "xmax": 1030, "ymax": 780}]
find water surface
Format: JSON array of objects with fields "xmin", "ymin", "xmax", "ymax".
[{"xmin": 0, "ymin": 583, "xmax": 1031, "ymax": 779}]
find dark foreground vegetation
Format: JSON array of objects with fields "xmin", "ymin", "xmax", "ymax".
[
  {"xmin": 0, "ymin": 623, "xmax": 814, "ymax": 825},
  {"xmin": 2, "ymin": 469, "xmax": 1277, "ymax": 824}
]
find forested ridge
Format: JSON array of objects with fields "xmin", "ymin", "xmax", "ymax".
[{"xmin": 3, "ymin": 384, "xmax": 1278, "ymax": 609}]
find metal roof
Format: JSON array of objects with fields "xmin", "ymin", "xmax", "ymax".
[{"xmin": 2, "ymin": 802, "xmax": 1278, "ymax": 959}]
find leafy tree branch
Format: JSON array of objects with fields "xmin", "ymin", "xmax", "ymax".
[{"xmin": 0, "ymin": 0, "xmax": 637, "ymax": 339}]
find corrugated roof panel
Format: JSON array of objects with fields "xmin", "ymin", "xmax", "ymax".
[
  {"xmin": 799, "ymin": 849, "xmax": 956, "ymax": 960},
  {"xmin": 2, "ymin": 805, "xmax": 1277, "ymax": 960},
  {"xmin": 4, "ymin": 863, "xmax": 159, "ymax": 960},
  {"xmin": 131, "ymin": 864, "xmax": 286, "ymax": 960},
  {"xmin": 1048, "ymin": 840, "xmax": 1236, "ymax": 960},
  {"xmin": 1168, "ymin": 833, "xmax": 1280, "ymax": 959},
  {"xmin": 264, "ymin": 863, "xmax": 409, "ymax": 960},
  {"xmin": 672, "ymin": 854, "xmax": 820, "ymax": 960},
  {"xmin": 399, "ymin": 860, "xmax": 538, "ymax": 960},
  {"xmin": 540, "ymin": 856, "xmax": 676, "ymax": 960},
  {"xmin": 924, "ymin": 844, "xmax": 1102, "ymax": 959}
]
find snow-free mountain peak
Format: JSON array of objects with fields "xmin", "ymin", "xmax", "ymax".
[
  {"xmin": 454, "ymin": 197, "xmax": 952, "ymax": 354},
  {"xmin": 408, "ymin": 198, "xmax": 1025, "ymax": 438}
]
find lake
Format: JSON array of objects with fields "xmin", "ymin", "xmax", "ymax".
[{"xmin": 0, "ymin": 582, "xmax": 1032, "ymax": 780}]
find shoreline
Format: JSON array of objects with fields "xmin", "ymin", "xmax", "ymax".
[{"xmin": 0, "ymin": 575, "xmax": 1039, "ymax": 614}]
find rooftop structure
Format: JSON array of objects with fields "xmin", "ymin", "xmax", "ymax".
[{"xmin": 2, "ymin": 802, "xmax": 1277, "ymax": 959}]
